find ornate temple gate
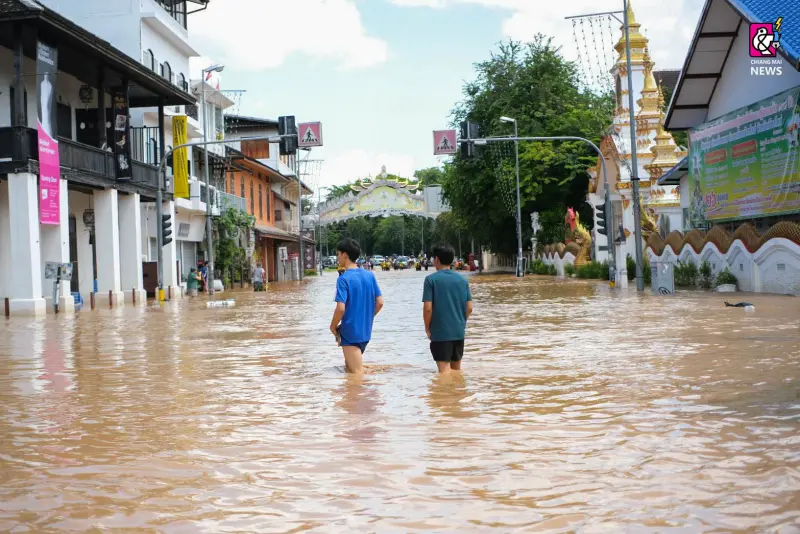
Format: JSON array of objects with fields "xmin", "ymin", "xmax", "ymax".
[{"xmin": 318, "ymin": 168, "xmax": 448, "ymax": 225}]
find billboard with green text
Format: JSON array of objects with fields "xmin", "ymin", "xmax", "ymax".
[{"xmin": 689, "ymin": 85, "xmax": 800, "ymax": 227}]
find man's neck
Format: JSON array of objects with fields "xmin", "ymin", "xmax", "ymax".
[
  {"xmin": 344, "ymin": 261, "xmax": 358, "ymax": 270},
  {"xmin": 436, "ymin": 265, "xmax": 451, "ymax": 271}
]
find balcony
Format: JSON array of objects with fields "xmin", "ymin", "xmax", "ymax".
[
  {"xmin": 0, "ymin": 127, "xmax": 161, "ymax": 197},
  {"xmin": 219, "ymin": 191, "xmax": 246, "ymax": 212}
]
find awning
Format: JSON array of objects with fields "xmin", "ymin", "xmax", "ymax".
[
  {"xmin": 255, "ymin": 225, "xmax": 317, "ymax": 245},
  {"xmin": 664, "ymin": 0, "xmax": 800, "ymax": 131},
  {"xmin": 657, "ymin": 156, "xmax": 688, "ymax": 186}
]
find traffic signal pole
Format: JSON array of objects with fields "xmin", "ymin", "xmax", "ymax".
[{"xmin": 467, "ymin": 133, "xmax": 616, "ymax": 279}]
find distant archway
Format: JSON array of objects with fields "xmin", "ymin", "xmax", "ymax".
[{"xmin": 319, "ymin": 166, "xmax": 447, "ymax": 225}]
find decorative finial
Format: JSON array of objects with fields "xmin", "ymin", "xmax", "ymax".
[{"xmin": 379, "ymin": 165, "xmax": 388, "ymax": 179}]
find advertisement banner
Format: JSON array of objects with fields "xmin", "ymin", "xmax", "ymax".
[
  {"xmin": 36, "ymin": 39, "xmax": 61, "ymax": 225},
  {"xmin": 113, "ymin": 88, "xmax": 132, "ymax": 180},
  {"xmin": 172, "ymin": 116, "xmax": 189, "ymax": 198},
  {"xmin": 689, "ymin": 86, "xmax": 800, "ymax": 226}
]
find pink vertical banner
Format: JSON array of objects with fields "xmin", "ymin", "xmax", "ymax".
[
  {"xmin": 38, "ymin": 124, "xmax": 60, "ymax": 225},
  {"xmin": 36, "ymin": 40, "xmax": 61, "ymax": 225}
]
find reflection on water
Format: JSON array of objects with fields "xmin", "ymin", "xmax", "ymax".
[{"xmin": 1, "ymin": 271, "xmax": 799, "ymax": 532}]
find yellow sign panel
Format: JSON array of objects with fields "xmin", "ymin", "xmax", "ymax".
[{"xmin": 172, "ymin": 116, "xmax": 189, "ymax": 199}]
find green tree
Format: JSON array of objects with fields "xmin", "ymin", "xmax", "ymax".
[
  {"xmin": 213, "ymin": 207, "xmax": 255, "ymax": 286},
  {"xmin": 413, "ymin": 167, "xmax": 444, "ymax": 187},
  {"xmin": 441, "ymin": 37, "xmax": 613, "ymax": 254}
]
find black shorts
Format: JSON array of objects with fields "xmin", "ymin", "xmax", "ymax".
[{"xmin": 430, "ymin": 340, "xmax": 464, "ymax": 362}]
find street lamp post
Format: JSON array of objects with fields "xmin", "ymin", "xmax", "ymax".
[
  {"xmin": 500, "ymin": 116, "xmax": 524, "ymax": 278},
  {"xmin": 201, "ymin": 63, "xmax": 224, "ymax": 296}
]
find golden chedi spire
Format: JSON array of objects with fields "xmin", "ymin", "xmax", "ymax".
[
  {"xmin": 637, "ymin": 47, "xmax": 660, "ymax": 115},
  {"xmin": 615, "ymin": 1, "xmax": 648, "ymax": 64}
]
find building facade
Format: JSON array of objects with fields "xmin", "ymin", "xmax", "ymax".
[
  {"xmin": 657, "ymin": 0, "xmax": 800, "ymax": 294},
  {"xmin": 0, "ymin": 0, "xmax": 195, "ymax": 314},
  {"xmin": 225, "ymin": 115, "xmax": 314, "ymax": 281}
]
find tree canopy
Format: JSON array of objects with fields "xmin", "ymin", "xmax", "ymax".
[{"xmin": 439, "ymin": 37, "xmax": 613, "ymax": 254}]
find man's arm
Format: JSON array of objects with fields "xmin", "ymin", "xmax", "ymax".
[
  {"xmin": 423, "ymin": 302, "xmax": 433, "ymax": 339},
  {"xmin": 330, "ymin": 302, "xmax": 345, "ymax": 336},
  {"xmin": 465, "ymin": 282, "xmax": 473, "ymax": 320},
  {"xmin": 374, "ymin": 295, "xmax": 384, "ymax": 316}
]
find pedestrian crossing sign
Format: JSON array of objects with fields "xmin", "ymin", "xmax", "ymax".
[
  {"xmin": 433, "ymin": 130, "xmax": 457, "ymax": 155},
  {"xmin": 298, "ymin": 122, "xmax": 323, "ymax": 147}
]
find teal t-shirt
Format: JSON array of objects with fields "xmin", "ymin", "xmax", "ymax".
[{"xmin": 422, "ymin": 270, "xmax": 472, "ymax": 342}]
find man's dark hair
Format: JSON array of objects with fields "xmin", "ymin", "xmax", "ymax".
[
  {"xmin": 337, "ymin": 238, "xmax": 362, "ymax": 262},
  {"xmin": 432, "ymin": 243, "xmax": 455, "ymax": 266}
]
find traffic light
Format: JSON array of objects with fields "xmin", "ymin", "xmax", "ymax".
[
  {"xmin": 459, "ymin": 121, "xmax": 480, "ymax": 159},
  {"xmin": 162, "ymin": 213, "xmax": 173, "ymax": 246},
  {"xmin": 278, "ymin": 115, "xmax": 297, "ymax": 156},
  {"xmin": 595, "ymin": 202, "xmax": 609, "ymax": 236}
]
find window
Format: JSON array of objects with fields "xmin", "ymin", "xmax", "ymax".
[
  {"xmin": 265, "ymin": 182, "xmax": 271, "ymax": 216},
  {"xmin": 144, "ymin": 49, "xmax": 155, "ymax": 71},
  {"xmin": 229, "ymin": 174, "xmax": 235, "ymax": 195},
  {"xmin": 274, "ymin": 210, "xmax": 282, "ymax": 222},
  {"xmin": 250, "ymin": 180, "xmax": 254, "ymax": 215},
  {"xmin": 240, "ymin": 176, "xmax": 245, "ymax": 199},
  {"xmin": 258, "ymin": 184, "xmax": 263, "ymax": 219},
  {"xmin": 162, "ymin": 62, "xmax": 172, "ymax": 82},
  {"xmin": 178, "ymin": 73, "xmax": 187, "ymax": 92}
]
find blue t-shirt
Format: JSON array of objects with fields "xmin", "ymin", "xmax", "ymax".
[
  {"xmin": 422, "ymin": 270, "xmax": 472, "ymax": 342},
  {"xmin": 335, "ymin": 268, "xmax": 382, "ymax": 343}
]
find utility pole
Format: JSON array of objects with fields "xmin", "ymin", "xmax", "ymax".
[
  {"xmin": 295, "ymin": 153, "xmax": 303, "ymax": 281},
  {"xmin": 623, "ymin": 0, "xmax": 645, "ymax": 291},
  {"xmin": 201, "ymin": 64, "xmax": 224, "ymax": 297}
]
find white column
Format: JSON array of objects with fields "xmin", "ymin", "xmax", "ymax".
[
  {"xmin": 7, "ymin": 172, "xmax": 46, "ymax": 315},
  {"xmin": 94, "ymin": 188, "xmax": 124, "ymax": 307},
  {"xmin": 162, "ymin": 200, "xmax": 181, "ymax": 298},
  {"xmin": 615, "ymin": 242, "xmax": 629, "ymax": 289},
  {"xmin": 118, "ymin": 193, "xmax": 146, "ymax": 305},
  {"xmin": 0, "ymin": 181, "xmax": 10, "ymax": 302},
  {"xmin": 71, "ymin": 192, "xmax": 96, "ymax": 305},
  {"xmin": 40, "ymin": 178, "xmax": 74, "ymax": 313}
]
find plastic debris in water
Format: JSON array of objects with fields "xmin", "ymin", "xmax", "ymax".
[{"xmin": 207, "ymin": 299, "xmax": 236, "ymax": 308}]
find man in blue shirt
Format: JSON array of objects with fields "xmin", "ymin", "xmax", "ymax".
[
  {"xmin": 330, "ymin": 238, "xmax": 384, "ymax": 374},
  {"xmin": 423, "ymin": 243, "xmax": 473, "ymax": 373}
]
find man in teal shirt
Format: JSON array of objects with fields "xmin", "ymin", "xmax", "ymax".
[{"xmin": 423, "ymin": 243, "xmax": 473, "ymax": 373}]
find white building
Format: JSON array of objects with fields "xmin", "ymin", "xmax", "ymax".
[
  {"xmin": 0, "ymin": 0, "xmax": 196, "ymax": 314},
  {"xmin": 656, "ymin": 0, "xmax": 800, "ymax": 294},
  {"xmin": 35, "ymin": 0, "xmax": 246, "ymax": 289}
]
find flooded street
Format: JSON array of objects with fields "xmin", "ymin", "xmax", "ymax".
[{"xmin": 1, "ymin": 271, "xmax": 799, "ymax": 532}]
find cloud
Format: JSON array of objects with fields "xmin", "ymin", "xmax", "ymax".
[
  {"xmin": 318, "ymin": 149, "xmax": 419, "ymax": 191},
  {"xmin": 191, "ymin": 0, "xmax": 388, "ymax": 71},
  {"xmin": 390, "ymin": 0, "xmax": 703, "ymax": 71}
]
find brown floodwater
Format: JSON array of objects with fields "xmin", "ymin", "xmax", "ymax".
[{"xmin": 1, "ymin": 271, "xmax": 799, "ymax": 532}]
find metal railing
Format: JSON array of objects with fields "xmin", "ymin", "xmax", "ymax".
[
  {"xmin": 219, "ymin": 191, "xmax": 246, "ymax": 212},
  {"xmin": 131, "ymin": 126, "xmax": 160, "ymax": 166}
]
